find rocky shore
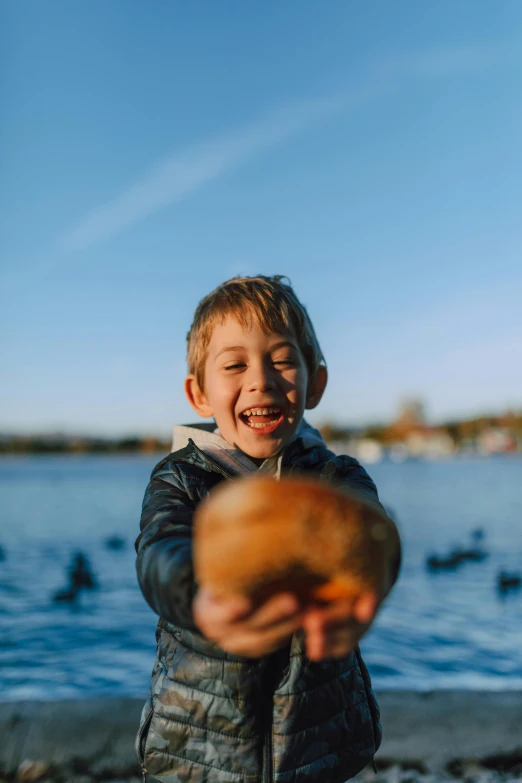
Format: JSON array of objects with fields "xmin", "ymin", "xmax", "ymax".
[{"xmin": 1, "ymin": 692, "xmax": 521, "ymax": 783}]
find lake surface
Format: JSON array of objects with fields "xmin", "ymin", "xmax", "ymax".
[{"xmin": 1, "ymin": 454, "xmax": 521, "ymax": 700}]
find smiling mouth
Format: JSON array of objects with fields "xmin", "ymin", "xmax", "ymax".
[{"xmin": 239, "ymin": 407, "xmax": 284, "ymax": 430}]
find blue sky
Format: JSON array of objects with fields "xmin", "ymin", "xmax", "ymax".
[{"xmin": 2, "ymin": 1, "xmax": 521, "ymax": 436}]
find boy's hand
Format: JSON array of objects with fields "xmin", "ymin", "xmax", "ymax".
[
  {"xmin": 302, "ymin": 591, "xmax": 379, "ymax": 661},
  {"xmin": 193, "ymin": 589, "xmax": 303, "ymax": 658}
]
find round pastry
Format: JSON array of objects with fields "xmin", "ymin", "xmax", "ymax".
[{"xmin": 194, "ymin": 474, "xmax": 399, "ymax": 606}]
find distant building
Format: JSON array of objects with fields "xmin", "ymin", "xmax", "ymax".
[
  {"xmin": 479, "ymin": 427, "xmax": 517, "ymax": 455},
  {"xmin": 394, "ymin": 398, "xmax": 426, "ymax": 430}
]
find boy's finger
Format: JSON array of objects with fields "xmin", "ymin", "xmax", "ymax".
[
  {"xmin": 248, "ymin": 592, "xmax": 301, "ymax": 629},
  {"xmin": 305, "ymin": 626, "xmax": 330, "ymax": 660},
  {"xmin": 353, "ymin": 592, "xmax": 378, "ymax": 624},
  {"xmin": 304, "ymin": 591, "xmax": 378, "ymax": 627},
  {"xmin": 195, "ymin": 589, "xmax": 252, "ymax": 624},
  {"xmin": 227, "ymin": 613, "xmax": 303, "ymax": 656},
  {"xmin": 259, "ymin": 614, "xmax": 303, "ymax": 646},
  {"xmin": 302, "ymin": 597, "xmax": 355, "ymax": 630},
  {"xmin": 306, "ymin": 624, "xmax": 359, "ymax": 661}
]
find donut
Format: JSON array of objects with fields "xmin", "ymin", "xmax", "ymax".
[{"xmin": 194, "ymin": 474, "xmax": 399, "ymax": 605}]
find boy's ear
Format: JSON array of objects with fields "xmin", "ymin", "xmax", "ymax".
[
  {"xmin": 184, "ymin": 375, "xmax": 214, "ymax": 418},
  {"xmin": 305, "ymin": 365, "xmax": 328, "ymax": 410}
]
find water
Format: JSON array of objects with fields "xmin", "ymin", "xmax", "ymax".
[{"xmin": 0, "ymin": 454, "xmax": 521, "ymax": 700}]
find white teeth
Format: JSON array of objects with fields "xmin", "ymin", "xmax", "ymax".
[
  {"xmin": 239, "ymin": 407, "xmax": 281, "ymax": 428},
  {"xmin": 242, "ymin": 407, "xmax": 280, "ymax": 416}
]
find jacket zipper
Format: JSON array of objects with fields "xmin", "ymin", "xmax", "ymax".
[
  {"xmin": 136, "ymin": 704, "xmax": 153, "ymax": 781},
  {"xmin": 137, "ymin": 659, "xmax": 168, "ymax": 781},
  {"xmin": 262, "ymin": 677, "xmax": 274, "ymax": 783},
  {"xmin": 261, "ymin": 646, "xmax": 290, "ymax": 783},
  {"xmin": 263, "ymin": 727, "xmax": 273, "ymax": 783},
  {"xmin": 186, "ymin": 440, "xmax": 234, "ymax": 480}
]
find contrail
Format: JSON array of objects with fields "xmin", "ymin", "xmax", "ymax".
[
  {"xmin": 57, "ymin": 93, "xmax": 351, "ymax": 254},
  {"xmin": 57, "ymin": 39, "xmax": 516, "ymax": 254}
]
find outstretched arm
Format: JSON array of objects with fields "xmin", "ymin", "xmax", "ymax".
[
  {"xmin": 135, "ymin": 460, "xmax": 199, "ymax": 631},
  {"xmin": 137, "ymin": 461, "xmax": 304, "ymax": 653}
]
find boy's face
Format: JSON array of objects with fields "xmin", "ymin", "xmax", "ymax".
[{"xmin": 185, "ymin": 315, "xmax": 326, "ymax": 461}]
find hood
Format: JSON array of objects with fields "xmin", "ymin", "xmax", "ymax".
[{"xmin": 171, "ymin": 420, "xmax": 326, "ymax": 479}]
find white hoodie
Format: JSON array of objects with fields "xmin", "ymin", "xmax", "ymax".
[{"xmin": 171, "ymin": 420, "xmax": 327, "ymax": 479}]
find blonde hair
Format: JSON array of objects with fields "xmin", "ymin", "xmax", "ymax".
[{"xmin": 187, "ymin": 275, "xmax": 325, "ymax": 388}]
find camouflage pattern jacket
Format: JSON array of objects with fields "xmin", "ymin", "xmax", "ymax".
[{"xmin": 135, "ymin": 426, "xmax": 394, "ymax": 783}]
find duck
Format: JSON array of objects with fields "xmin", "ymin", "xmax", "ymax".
[
  {"xmin": 105, "ymin": 535, "xmax": 126, "ymax": 551},
  {"xmin": 450, "ymin": 546, "xmax": 488, "ymax": 563},
  {"xmin": 426, "ymin": 551, "xmax": 464, "ymax": 571},
  {"xmin": 69, "ymin": 552, "xmax": 97, "ymax": 590},
  {"xmin": 426, "ymin": 529, "xmax": 488, "ymax": 572},
  {"xmin": 53, "ymin": 585, "xmax": 78, "ymax": 603},
  {"xmin": 497, "ymin": 570, "xmax": 521, "ymax": 593}
]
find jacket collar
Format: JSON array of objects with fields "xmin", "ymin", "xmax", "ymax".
[{"xmin": 171, "ymin": 420, "xmax": 328, "ymax": 479}]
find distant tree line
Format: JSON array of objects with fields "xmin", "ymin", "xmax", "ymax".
[
  {"xmin": 320, "ymin": 410, "xmax": 522, "ymax": 446},
  {"xmin": 1, "ymin": 409, "xmax": 520, "ymax": 454},
  {"xmin": 0, "ymin": 435, "xmax": 172, "ymax": 454}
]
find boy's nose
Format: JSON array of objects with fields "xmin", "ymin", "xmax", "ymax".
[{"xmin": 246, "ymin": 364, "xmax": 275, "ymax": 392}]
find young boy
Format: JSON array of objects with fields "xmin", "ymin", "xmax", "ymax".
[{"xmin": 135, "ymin": 275, "xmax": 400, "ymax": 783}]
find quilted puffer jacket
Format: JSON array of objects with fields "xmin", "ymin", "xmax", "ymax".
[{"xmin": 135, "ymin": 426, "xmax": 399, "ymax": 783}]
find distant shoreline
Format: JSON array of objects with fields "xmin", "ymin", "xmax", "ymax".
[
  {"xmin": 0, "ymin": 448, "xmax": 169, "ymax": 456},
  {"xmin": 0, "ymin": 437, "xmax": 172, "ymax": 455},
  {"xmin": 1, "ymin": 449, "xmax": 521, "ymax": 460}
]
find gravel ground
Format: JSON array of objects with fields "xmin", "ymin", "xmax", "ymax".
[
  {"xmin": 1, "ymin": 692, "xmax": 521, "ymax": 783},
  {"xmin": 4, "ymin": 760, "xmax": 522, "ymax": 783}
]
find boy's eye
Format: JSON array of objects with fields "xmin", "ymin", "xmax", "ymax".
[
  {"xmin": 224, "ymin": 363, "xmax": 245, "ymax": 371},
  {"xmin": 223, "ymin": 358, "xmax": 296, "ymax": 371}
]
